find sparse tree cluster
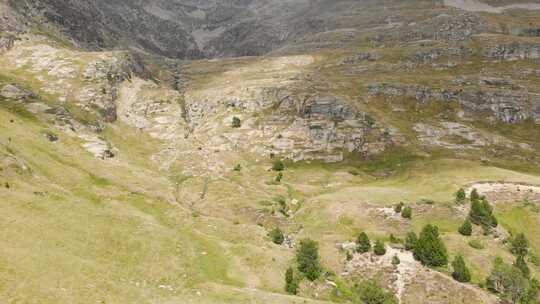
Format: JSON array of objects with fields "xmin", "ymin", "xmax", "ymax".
[
  {"xmin": 394, "ymin": 202, "xmax": 412, "ymax": 219},
  {"xmin": 485, "ymin": 232, "xmax": 539, "ymax": 303},
  {"xmin": 486, "ymin": 257, "xmax": 539, "ymax": 304},
  {"xmin": 356, "ymin": 232, "xmax": 386, "ymax": 256},
  {"xmin": 468, "ymin": 189, "xmax": 498, "ymax": 233}
]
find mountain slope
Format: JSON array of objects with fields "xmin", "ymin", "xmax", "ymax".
[{"xmin": 1, "ymin": 1, "xmax": 540, "ymax": 303}]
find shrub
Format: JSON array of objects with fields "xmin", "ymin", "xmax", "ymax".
[
  {"xmin": 389, "ymin": 234, "xmax": 400, "ymax": 244},
  {"xmin": 356, "ymin": 280, "xmax": 398, "ymax": 304},
  {"xmin": 394, "ymin": 202, "xmax": 404, "ymax": 213},
  {"xmin": 285, "ymin": 267, "xmax": 298, "ymax": 295},
  {"xmin": 468, "ymin": 239, "xmax": 485, "ymax": 250},
  {"xmin": 404, "ymin": 232, "xmax": 417, "ymax": 251},
  {"xmin": 272, "ymin": 160, "xmax": 285, "ymax": 171},
  {"xmin": 401, "ymin": 207, "xmax": 412, "ymax": 219},
  {"xmin": 456, "ymin": 188, "xmax": 466, "ymax": 203},
  {"xmin": 297, "ymin": 239, "xmax": 323, "ymax": 281},
  {"xmin": 515, "ymin": 255, "xmax": 530, "ymax": 278},
  {"xmin": 511, "ymin": 233, "xmax": 529, "ymax": 257},
  {"xmin": 413, "ymin": 224, "xmax": 448, "ymax": 267},
  {"xmin": 452, "ymin": 255, "xmax": 471, "ymax": 283},
  {"xmin": 357, "ymin": 232, "xmax": 371, "ymax": 253},
  {"xmin": 392, "ymin": 255, "xmax": 400, "ymax": 266},
  {"xmin": 374, "ymin": 240, "xmax": 386, "ymax": 256},
  {"xmin": 232, "ymin": 116, "xmax": 241, "ymax": 128},
  {"xmin": 270, "ymin": 227, "xmax": 285, "ymax": 245},
  {"xmin": 233, "ymin": 164, "xmax": 242, "ymax": 172},
  {"xmin": 275, "ymin": 172, "xmax": 283, "ymax": 183},
  {"xmin": 348, "ymin": 169, "xmax": 360, "ymax": 176},
  {"xmin": 458, "ymin": 219, "xmax": 472, "ymax": 236},
  {"xmin": 277, "ymin": 197, "xmax": 288, "ymax": 217}
]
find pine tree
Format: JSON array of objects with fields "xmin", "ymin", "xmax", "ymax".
[
  {"xmin": 455, "ymin": 188, "xmax": 466, "ymax": 203},
  {"xmin": 451, "ymin": 255, "xmax": 471, "ymax": 283},
  {"xmin": 413, "ymin": 224, "xmax": 448, "ymax": 267},
  {"xmin": 374, "ymin": 240, "xmax": 386, "ymax": 256},
  {"xmin": 458, "ymin": 219, "xmax": 472, "ymax": 236},
  {"xmin": 511, "ymin": 233, "xmax": 529, "ymax": 257},
  {"xmin": 470, "ymin": 188, "xmax": 480, "ymax": 202},
  {"xmin": 232, "ymin": 116, "xmax": 241, "ymax": 128},
  {"xmin": 285, "ymin": 267, "xmax": 298, "ymax": 295},
  {"xmin": 357, "ymin": 232, "xmax": 371, "ymax": 253},
  {"xmin": 297, "ymin": 239, "xmax": 322, "ymax": 281},
  {"xmin": 405, "ymin": 232, "xmax": 417, "ymax": 251}
]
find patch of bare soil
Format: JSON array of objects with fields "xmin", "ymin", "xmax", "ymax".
[
  {"xmin": 467, "ymin": 182, "xmax": 540, "ymax": 204},
  {"xmin": 342, "ymin": 245, "xmax": 497, "ymax": 304}
]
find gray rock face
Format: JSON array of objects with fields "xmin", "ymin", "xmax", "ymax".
[
  {"xmin": 0, "ymin": 84, "xmax": 33, "ymax": 100},
  {"xmin": 376, "ymin": 12, "xmax": 487, "ymax": 45},
  {"xmin": 300, "ymin": 95, "xmax": 357, "ymax": 121},
  {"xmin": 368, "ymin": 83, "xmax": 539, "ymax": 124},
  {"xmin": 270, "ymin": 95, "xmax": 392, "ymax": 162},
  {"xmin": 5, "ymin": 0, "xmax": 329, "ymax": 59},
  {"xmin": 0, "ymin": 35, "xmax": 15, "ymax": 52},
  {"xmin": 483, "ymin": 43, "xmax": 540, "ymax": 60},
  {"xmin": 4, "ymin": 0, "xmax": 494, "ymax": 59}
]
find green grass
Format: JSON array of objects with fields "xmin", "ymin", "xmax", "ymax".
[
  {"xmin": 497, "ymin": 205, "xmax": 540, "ymax": 254},
  {"xmin": 2, "ymin": 30, "xmax": 540, "ymax": 303}
]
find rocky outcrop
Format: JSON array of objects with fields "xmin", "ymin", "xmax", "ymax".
[
  {"xmin": 381, "ymin": 12, "xmax": 487, "ymax": 45},
  {"xmin": 0, "ymin": 35, "xmax": 15, "ymax": 52},
  {"xmin": 0, "ymin": 84, "xmax": 34, "ymax": 100},
  {"xmin": 268, "ymin": 95, "xmax": 393, "ymax": 162},
  {"xmin": 338, "ymin": 53, "xmax": 380, "ymax": 65},
  {"xmin": 483, "ymin": 43, "xmax": 540, "ymax": 60},
  {"xmin": 368, "ymin": 83, "xmax": 539, "ymax": 124}
]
